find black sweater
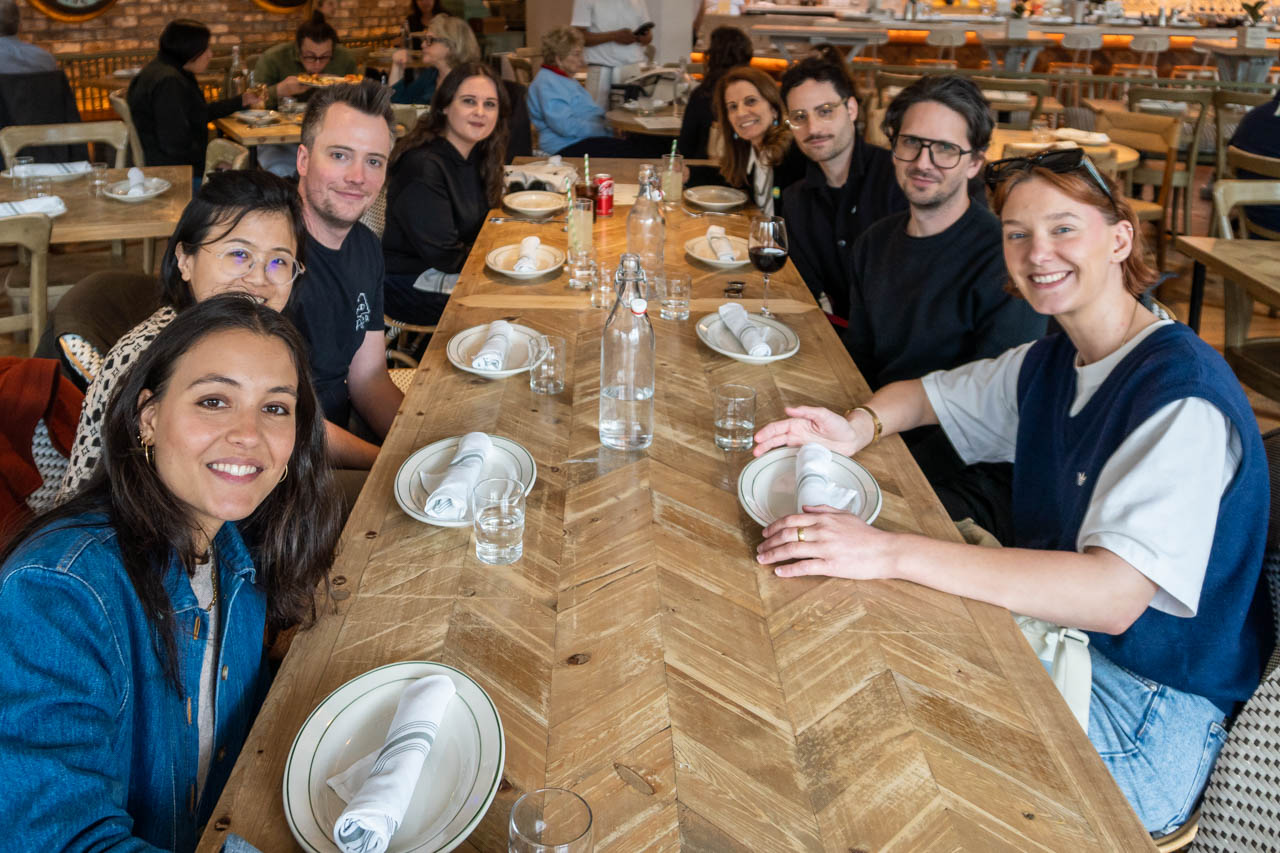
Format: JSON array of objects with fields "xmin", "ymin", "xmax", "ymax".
[
  {"xmin": 126, "ymin": 55, "xmax": 241, "ymax": 173},
  {"xmin": 383, "ymin": 136, "xmax": 489, "ymax": 277},
  {"xmin": 676, "ymin": 81, "xmax": 715, "ymax": 160}
]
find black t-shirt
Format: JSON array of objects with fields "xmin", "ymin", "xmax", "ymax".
[{"xmin": 287, "ymin": 225, "xmax": 385, "ymax": 425}]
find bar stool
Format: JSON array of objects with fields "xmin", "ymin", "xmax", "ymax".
[
  {"xmin": 1048, "ymin": 30, "xmax": 1103, "ymax": 106},
  {"xmin": 1107, "ymin": 33, "xmax": 1168, "ymax": 99},
  {"xmin": 914, "ymin": 28, "xmax": 965, "ymax": 69}
]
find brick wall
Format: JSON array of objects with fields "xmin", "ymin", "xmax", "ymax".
[{"xmin": 19, "ymin": 0, "xmax": 405, "ymax": 57}]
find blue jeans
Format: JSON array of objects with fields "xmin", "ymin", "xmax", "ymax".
[{"xmin": 1088, "ymin": 647, "xmax": 1228, "ymax": 835}]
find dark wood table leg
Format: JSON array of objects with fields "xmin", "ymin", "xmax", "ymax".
[{"xmin": 1189, "ymin": 260, "xmax": 1205, "ymax": 334}]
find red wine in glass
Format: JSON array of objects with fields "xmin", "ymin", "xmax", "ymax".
[
  {"xmin": 748, "ymin": 246, "xmax": 788, "ymax": 273},
  {"xmin": 748, "ymin": 216, "xmax": 788, "ymax": 317}
]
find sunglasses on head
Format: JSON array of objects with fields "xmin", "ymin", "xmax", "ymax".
[{"xmin": 983, "ymin": 147, "xmax": 1117, "ymax": 211}]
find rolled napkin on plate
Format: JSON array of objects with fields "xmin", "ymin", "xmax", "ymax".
[
  {"xmin": 0, "ymin": 195, "xmax": 67, "ymax": 219},
  {"xmin": 420, "ymin": 431, "xmax": 492, "ymax": 521},
  {"xmin": 10, "ymin": 161, "xmax": 91, "ymax": 178},
  {"xmin": 470, "ymin": 320, "xmax": 513, "ymax": 371},
  {"xmin": 126, "ymin": 167, "xmax": 146, "ymax": 196},
  {"xmin": 706, "ymin": 225, "xmax": 736, "ymax": 261},
  {"xmin": 795, "ymin": 443, "xmax": 860, "ymax": 514},
  {"xmin": 512, "ymin": 236, "xmax": 541, "ymax": 273},
  {"xmin": 717, "ymin": 303, "xmax": 772, "ymax": 357},
  {"xmin": 328, "ymin": 674, "xmax": 458, "ymax": 853}
]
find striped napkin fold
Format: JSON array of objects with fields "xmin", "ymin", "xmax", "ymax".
[
  {"xmin": 328, "ymin": 674, "xmax": 458, "ymax": 853},
  {"xmin": 0, "ymin": 196, "xmax": 66, "ymax": 219},
  {"xmin": 795, "ymin": 444, "xmax": 860, "ymax": 515},
  {"xmin": 470, "ymin": 320, "xmax": 513, "ymax": 370},
  {"xmin": 718, "ymin": 303, "xmax": 771, "ymax": 357},
  {"xmin": 419, "ymin": 431, "xmax": 491, "ymax": 521},
  {"xmin": 513, "ymin": 236, "xmax": 541, "ymax": 273},
  {"xmin": 11, "ymin": 161, "xmax": 90, "ymax": 177},
  {"xmin": 706, "ymin": 225, "xmax": 736, "ymax": 261}
]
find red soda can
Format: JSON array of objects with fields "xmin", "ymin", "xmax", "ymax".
[{"xmin": 594, "ymin": 173, "xmax": 614, "ymax": 217}]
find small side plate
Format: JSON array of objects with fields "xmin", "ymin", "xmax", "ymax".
[
  {"xmin": 445, "ymin": 323, "xmax": 540, "ymax": 379},
  {"xmin": 695, "ymin": 313, "xmax": 800, "ymax": 365},
  {"xmin": 394, "ymin": 435, "xmax": 537, "ymax": 527},
  {"xmin": 738, "ymin": 446, "xmax": 883, "ymax": 528},
  {"xmin": 485, "ymin": 243, "xmax": 566, "ymax": 280}
]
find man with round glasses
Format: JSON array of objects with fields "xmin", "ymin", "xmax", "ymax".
[{"xmin": 850, "ymin": 74, "xmax": 1044, "ymax": 541}]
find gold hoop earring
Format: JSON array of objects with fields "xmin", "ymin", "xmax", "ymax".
[
  {"xmin": 279, "ymin": 463, "xmax": 288, "ymax": 484},
  {"xmin": 138, "ymin": 433, "xmax": 154, "ymax": 468}
]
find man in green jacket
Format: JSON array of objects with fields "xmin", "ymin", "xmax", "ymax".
[{"xmin": 254, "ymin": 15, "xmax": 357, "ymax": 104}]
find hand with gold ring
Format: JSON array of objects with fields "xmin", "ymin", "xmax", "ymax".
[{"xmin": 757, "ymin": 505, "xmax": 896, "ymax": 580}]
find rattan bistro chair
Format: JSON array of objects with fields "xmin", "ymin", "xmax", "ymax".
[
  {"xmin": 0, "ymin": 120, "xmax": 129, "ymax": 169},
  {"xmin": 0, "ymin": 214, "xmax": 53, "ymax": 356}
]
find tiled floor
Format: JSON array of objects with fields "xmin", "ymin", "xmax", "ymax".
[{"xmin": 4, "ymin": 167, "xmax": 1279, "ymax": 433}]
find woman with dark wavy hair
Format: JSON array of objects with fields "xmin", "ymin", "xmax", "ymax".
[
  {"xmin": 0, "ymin": 294, "xmax": 342, "ymax": 851},
  {"xmin": 382, "ymin": 61, "xmax": 508, "ymax": 326},
  {"xmin": 58, "ymin": 169, "xmax": 306, "ymax": 499},
  {"xmin": 677, "ymin": 25, "xmax": 754, "ymax": 159}
]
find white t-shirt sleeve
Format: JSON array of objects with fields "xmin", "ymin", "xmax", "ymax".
[
  {"xmin": 1078, "ymin": 397, "xmax": 1241, "ymax": 619},
  {"xmin": 571, "ymin": 0, "xmax": 594, "ymax": 29},
  {"xmin": 920, "ymin": 342, "xmax": 1033, "ymax": 466}
]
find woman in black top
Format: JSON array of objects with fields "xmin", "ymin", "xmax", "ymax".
[
  {"xmin": 126, "ymin": 20, "xmax": 259, "ymax": 184},
  {"xmin": 382, "ymin": 62, "xmax": 509, "ymax": 327},
  {"xmin": 406, "ymin": 0, "xmax": 443, "ymax": 49},
  {"xmin": 677, "ymin": 26, "xmax": 753, "ymax": 160}
]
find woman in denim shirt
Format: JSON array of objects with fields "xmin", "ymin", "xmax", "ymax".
[{"xmin": 0, "ymin": 296, "xmax": 343, "ymax": 851}]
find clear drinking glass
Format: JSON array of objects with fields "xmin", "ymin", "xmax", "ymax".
[
  {"xmin": 471, "ymin": 478, "xmax": 525, "ymax": 565},
  {"xmin": 661, "ymin": 153, "xmax": 683, "ymax": 208},
  {"xmin": 528, "ymin": 334, "xmax": 566, "ymax": 395},
  {"xmin": 589, "ymin": 263, "xmax": 614, "ymax": 308},
  {"xmin": 714, "ymin": 383, "xmax": 756, "ymax": 450},
  {"xmin": 509, "ymin": 788, "xmax": 593, "ymax": 853},
  {"xmin": 11, "ymin": 155, "xmax": 34, "ymax": 193},
  {"xmin": 568, "ymin": 198, "xmax": 594, "ymax": 261},
  {"xmin": 748, "ymin": 215, "xmax": 789, "ymax": 318},
  {"xmin": 29, "ymin": 176, "xmax": 52, "ymax": 198},
  {"xmin": 89, "ymin": 162, "xmax": 109, "ymax": 196},
  {"xmin": 656, "ymin": 269, "xmax": 691, "ymax": 320},
  {"xmin": 569, "ymin": 254, "xmax": 598, "ymax": 292},
  {"xmin": 1031, "ymin": 117, "xmax": 1052, "ymax": 142}
]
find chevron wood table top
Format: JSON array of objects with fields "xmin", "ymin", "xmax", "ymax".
[
  {"xmin": 198, "ymin": 184, "xmax": 1155, "ymax": 852},
  {"xmin": 0, "ymin": 165, "xmax": 191, "ymax": 244}
]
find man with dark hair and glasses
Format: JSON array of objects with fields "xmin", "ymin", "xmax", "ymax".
[
  {"xmin": 850, "ymin": 74, "xmax": 1044, "ymax": 541},
  {"xmin": 777, "ymin": 55, "xmax": 905, "ymax": 322}
]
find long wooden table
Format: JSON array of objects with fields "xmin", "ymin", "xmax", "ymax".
[
  {"xmin": 0, "ymin": 165, "xmax": 190, "ymax": 244},
  {"xmin": 1177, "ymin": 235, "xmax": 1280, "ymax": 362},
  {"xmin": 198, "ymin": 176, "xmax": 1155, "ymax": 852},
  {"xmin": 213, "ymin": 114, "xmax": 305, "ymax": 147}
]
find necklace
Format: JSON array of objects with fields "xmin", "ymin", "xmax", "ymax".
[{"xmin": 210, "ymin": 558, "xmax": 219, "ymax": 610}]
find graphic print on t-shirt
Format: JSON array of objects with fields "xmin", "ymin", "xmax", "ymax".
[{"xmin": 355, "ymin": 292, "xmax": 370, "ymax": 331}]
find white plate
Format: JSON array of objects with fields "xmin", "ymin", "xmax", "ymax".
[
  {"xmin": 446, "ymin": 323, "xmax": 539, "ymax": 378},
  {"xmin": 695, "ymin": 312, "xmax": 800, "ymax": 365},
  {"xmin": 394, "ymin": 435, "xmax": 537, "ymax": 527},
  {"xmin": 485, "ymin": 243, "xmax": 566, "ymax": 280},
  {"xmin": 283, "ymin": 661, "xmax": 505, "ymax": 853},
  {"xmin": 738, "ymin": 446, "xmax": 883, "ymax": 528},
  {"xmin": 104, "ymin": 176, "xmax": 172, "ymax": 203},
  {"xmin": 684, "ymin": 234, "xmax": 749, "ymax": 268},
  {"xmin": 232, "ymin": 109, "xmax": 281, "ymax": 125},
  {"xmin": 622, "ymin": 97, "xmax": 668, "ymax": 114},
  {"xmin": 683, "ymin": 185, "xmax": 748, "ymax": 211},
  {"xmin": 502, "ymin": 190, "xmax": 566, "ymax": 218}
]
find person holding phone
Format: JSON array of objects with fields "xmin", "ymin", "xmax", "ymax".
[{"xmin": 571, "ymin": 0, "xmax": 653, "ymax": 109}]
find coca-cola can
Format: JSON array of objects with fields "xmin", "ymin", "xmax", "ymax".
[{"xmin": 594, "ymin": 173, "xmax": 614, "ymax": 217}]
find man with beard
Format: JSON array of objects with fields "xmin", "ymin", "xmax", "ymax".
[
  {"xmin": 778, "ymin": 57, "xmax": 905, "ymax": 321},
  {"xmin": 290, "ymin": 81, "xmax": 404, "ymax": 478},
  {"xmin": 849, "ymin": 74, "xmax": 1044, "ymax": 541}
]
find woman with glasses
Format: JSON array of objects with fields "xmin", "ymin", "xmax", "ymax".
[
  {"xmin": 59, "ymin": 170, "xmax": 307, "ymax": 499},
  {"xmin": 0, "ymin": 295, "xmax": 341, "ymax": 851},
  {"xmin": 753, "ymin": 148, "xmax": 1271, "ymax": 835},
  {"xmin": 387, "ymin": 13, "xmax": 478, "ymax": 105}
]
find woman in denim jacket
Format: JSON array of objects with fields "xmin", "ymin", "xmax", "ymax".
[{"xmin": 0, "ymin": 295, "xmax": 343, "ymax": 851}]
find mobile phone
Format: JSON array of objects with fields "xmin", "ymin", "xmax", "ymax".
[{"xmin": 633, "ymin": 21, "xmax": 655, "ymax": 37}]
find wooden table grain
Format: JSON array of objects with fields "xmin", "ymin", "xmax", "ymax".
[
  {"xmin": 0, "ymin": 165, "xmax": 191, "ymax": 244},
  {"xmin": 1177, "ymin": 234, "xmax": 1280, "ymax": 338},
  {"xmin": 213, "ymin": 114, "xmax": 304, "ymax": 147},
  {"xmin": 197, "ymin": 179, "xmax": 1155, "ymax": 852}
]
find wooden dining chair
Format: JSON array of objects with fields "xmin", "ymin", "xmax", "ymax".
[
  {"xmin": 1105, "ymin": 33, "xmax": 1168, "ymax": 100},
  {"xmin": 1225, "ymin": 146, "xmax": 1280, "ymax": 241},
  {"xmin": 1126, "ymin": 85, "xmax": 1212, "ymax": 239},
  {"xmin": 0, "ymin": 214, "xmax": 53, "ymax": 356},
  {"xmin": 1095, "ymin": 109, "xmax": 1179, "ymax": 271},
  {"xmin": 107, "ymin": 89, "xmax": 146, "ymax": 167},
  {"xmin": 970, "ymin": 75, "xmax": 1048, "ymax": 131},
  {"xmin": 204, "ymin": 138, "xmax": 250, "ymax": 178},
  {"xmin": 1213, "ymin": 89, "xmax": 1271, "ymax": 185},
  {"xmin": 1048, "ymin": 30, "xmax": 1103, "ymax": 106},
  {"xmin": 0, "ymin": 120, "xmax": 130, "ymax": 169},
  {"xmin": 873, "ymin": 71, "xmax": 923, "ymax": 109}
]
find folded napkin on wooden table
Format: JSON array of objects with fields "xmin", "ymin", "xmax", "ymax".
[
  {"xmin": 419, "ymin": 431, "xmax": 492, "ymax": 521},
  {"xmin": 470, "ymin": 320, "xmax": 513, "ymax": 371},
  {"xmin": 718, "ymin": 303, "xmax": 771, "ymax": 357},
  {"xmin": 795, "ymin": 443, "xmax": 860, "ymax": 514}
]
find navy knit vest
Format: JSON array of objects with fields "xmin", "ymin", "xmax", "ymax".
[{"xmin": 1013, "ymin": 324, "xmax": 1273, "ymax": 713}]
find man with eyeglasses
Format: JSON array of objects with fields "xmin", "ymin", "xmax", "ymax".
[
  {"xmin": 850, "ymin": 74, "xmax": 1044, "ymax": 541},
  {"xmin": 777, "ymin": 56, "xmax": 905, "ymax": 322}
]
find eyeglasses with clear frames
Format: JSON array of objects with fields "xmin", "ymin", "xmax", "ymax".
[
  {"xmin": 209, "ymin": 246, "xmax": 306, "ymax": 287},
  {"xmin": 891, "ymin": 134, "xmax": 976, "ymax": 170},
  {"xmin": 785, "ymin": 100, "xmax": 847, "ymax": 130},
  {"xmin": 301, "ymin": 52, "xmax": 333, "ymax": 64}
]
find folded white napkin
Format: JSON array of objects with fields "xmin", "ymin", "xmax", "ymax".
[
  {"xmin": 329, "ymin": 674, "xmax": 457, "ymax": 853},
  {"xmin": 11, "ymin": 161, "xmax": 90, "ymax": 177},
  {"xmin": 795, "ymin": 444, "xmax": 860, "ymax": 514},
  {"xmin": 0, "ymin": 195, "xmax": 66, "ymax": 218},
  {"xmin": 718, "ymin": 303, "xmax": 771, "ymax": 357},
  {"xmin": 420, "ymin": 432, "xmax": 491, "ymax": 521},
  {"xmin": 705, "ymin": 226, "xmax": 736, "ymax": 261},
  {"xmin": 1053, "ymin": 128, "xmax": 1110, "ymax": 145},
  {"xmin": 502, "ymin": 161, "xmax": 578, "ymax": 193},
  {"xmin": 470, "ymin": 320, "xmax": 513, "ymax": 371},
  {"xmin": 127, "ymin": 167, "xmax": 146, "ymax": 196},
  {"xmin": 512, "ymin": 236, "xmax": 540, "ymax": 273}
]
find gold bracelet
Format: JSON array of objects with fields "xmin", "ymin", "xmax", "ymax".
[{"xmin": 845, "ymin": 405, "xmax": 882, "ymax": 445}]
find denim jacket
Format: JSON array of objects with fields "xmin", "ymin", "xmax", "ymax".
[{"xmin": 0, "ymin": 513, "xmax": 268, "ymax": 852}]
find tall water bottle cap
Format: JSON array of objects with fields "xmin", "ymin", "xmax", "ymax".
[{"xmin": 631, "ymin": 298, "xmax": 648, "ymax": 315}]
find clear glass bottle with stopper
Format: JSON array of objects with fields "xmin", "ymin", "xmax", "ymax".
[
  {"xmin": 626, "ymin": 163, "xmax": 666, "ymax": 285},
  {"xmin": 599, "ymin": 254, "xmax": 655, "ymax": 451}
]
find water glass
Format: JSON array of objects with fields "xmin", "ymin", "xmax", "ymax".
[
  {"xmin": 568, "ymin": 198, "xmax": 593, "ymax": 260},
  {"xmin": 528, "ymin": 334, "xmax": 566, "ymax": 395},
  {"xmin": 471, "ymin": 478, "xmax": 525, "ymax": 565},
  {"xmin": 589, "ymin": 265, "xmax": 614, "ymax": 309},
  {"xmin": 89, "ymin": 161, "xmax": 109, "ymax": 196},
  {"xmin": 509, "ymin": 788, "xmax": 593, "ymax": 853},
  {"xmin": 11, "ymin": 155, "xmax": 34, "ymax": 192},
  {"xmin": 656, "ymin": 269, "xmax": 691, "ymax": 321},
  {"xmin": 29, "ymin": 176, "xmax": 52, "ymax": 198},
  {"xmin": 714, "ymin": 383, "xmax": 756, "ymax": 450},
  {"xmin": 660, "ymin": 153, "xmax": 683, "ymax": 206},
  {"xmin": 1031, "ymin": 117, "xmax": 1052, "ymax": 142},
  {"xmin": 569, "ymin": 255, "xmax": 598, "ymax": 292}
]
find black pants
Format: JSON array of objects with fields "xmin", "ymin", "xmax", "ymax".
[
  {"xmin": 384, "ymin": 272, "xmax": 451, "ymax": 329},
  {"xmin": 905, "ymin": 426, "xmax": 1016, "ymax": 544}
]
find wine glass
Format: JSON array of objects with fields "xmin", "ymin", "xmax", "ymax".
[{"xmin": 748, "ymin": 215, "xmax": 788, "ymax": 318}]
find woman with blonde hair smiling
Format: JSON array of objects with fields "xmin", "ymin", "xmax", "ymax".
[{"xmin": 387, "ymin": 13, "xmax": 478, "ymax": 104}]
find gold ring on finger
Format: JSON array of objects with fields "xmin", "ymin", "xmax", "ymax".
[{"xmin": 797, "ymin": 527, "xmax": 806, "ymax": 543}]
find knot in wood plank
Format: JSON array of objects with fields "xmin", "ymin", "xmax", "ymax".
[
  {"xmin": 565, "ymin": 653, "xmax": 591, "ymax": 666},
  {"xmin": 213, "ymin": 816, "xmax": 231, "ymax": 831},
  {"xmin": 613, "ymin": 762, "xmax": 655, "ymax": 796}
]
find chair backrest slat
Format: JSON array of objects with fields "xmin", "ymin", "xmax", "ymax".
[{"xmin": 0, "ymin": 120, "xmax": 130, "ymax": 169}]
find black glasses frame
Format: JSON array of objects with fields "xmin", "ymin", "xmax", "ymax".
[
  {"xmin": 984, "ymin": 147, "xmax": 1117, "ymax": 211},
  {"xmin": 891, "ymin": 134, "xmax": 976, "ymax": 169}
]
